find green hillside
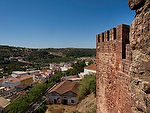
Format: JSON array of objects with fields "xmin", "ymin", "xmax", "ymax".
[{"xmin": 0, "ymin": 45, "xmax": 96, "ymax": 62}]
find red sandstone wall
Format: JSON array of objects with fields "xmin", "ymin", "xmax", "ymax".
[
  {"xmin": 97, "ymin": 1, "xmax": 150, "ymax": 112},
  {"xmin": 96, "ymin": 24, "xmax": 131, "ymax": 113}
]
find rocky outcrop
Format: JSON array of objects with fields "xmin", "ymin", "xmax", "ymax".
[
  {"xmin": 129, "ymin": 0, "xmax": 150, "ymax": 112},
  {"xmin": 129, "ymin": 0, "xmax": 150, "ymax": 53}
]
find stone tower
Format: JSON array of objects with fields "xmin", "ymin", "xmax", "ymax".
[
  {"xmin": 96, "ymin": 24, "xmax": 131, "ymax": 113},
  {"xmin": 96, "ymin": 0, "xmax": 150, "ymax": 113}
]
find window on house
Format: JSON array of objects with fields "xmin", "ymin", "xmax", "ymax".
[{"xmin": 71, "ymin": 100, "xmax": 74, "ymax": 103}]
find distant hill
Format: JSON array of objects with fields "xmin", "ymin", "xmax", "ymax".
[{"xmin": 0, "ymin": 45, "xmax": 96, "ymax": 62}]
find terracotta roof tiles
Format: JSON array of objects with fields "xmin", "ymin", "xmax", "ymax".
[
  {"xmin": 49, "ymin": 80, "xmax": 80, "ymax": 95},
  {"xmin": 16, "ymin": 75, "xmax": 32, "ymax": 80},
  {"xmin": 85, "ymin": 64, "xmax": 96, "ymax": 71},
  {"xmin": 5, "ymin": 77, "xmax": 20, "ymax": 83}
]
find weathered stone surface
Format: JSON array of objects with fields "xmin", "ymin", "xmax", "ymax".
[
  {"xmin": 96, "ymin": 0, "xmax": 150, "ymax": 113},
  {"xmin": 130, "ymin": 11, "xmax": 150, "ymax": 53},
  {"xmin": 96, "ymin": 24, "xmax": 131, "ymax": 113},
  {"xmin": 145, "ymin": 60, "xmax": 150, "ymax": 71},
  {"xmin": 130, "ymin": 51, "xmax": 150, "ymax": 113},
  {"xmin": 128, "ymin": 0, "xmax": 146, "ymax": 10},
  {"xmin": 128, "ymin": 0, "xmax": 150, "ymax": 15},
  {"xmin": 130, "ymin": 0, "xmax": 150, "ymax": 112},
  {"xmin": 131, "ymin": 78, "xmax": 150, "ymax": 113},
  {"xmin": 141, "ymin": 81, "xmax": 150, "ymax": 93}
]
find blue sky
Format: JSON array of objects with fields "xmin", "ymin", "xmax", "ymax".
[{"xmin": 0, "ymin": 0, "xmax": 135, "ymax": 48}]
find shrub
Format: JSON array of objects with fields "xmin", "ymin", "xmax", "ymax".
[
  {"xmin": 36, "ymin": 102, "xmax": 46, "ymax": 113},
  {"xmin": 6, "ymin": 79, "xmax": 55, "ymax": 113},
  {"xmin": 77, "ymin": 74, "xmax": 96, "ymax": 101},
  {"xmin": 89, "ymin": 108, "xmax": 96, "ymax": 113}
]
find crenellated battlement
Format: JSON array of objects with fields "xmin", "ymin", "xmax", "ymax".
[
  {"xmin": 96, "ymin": 28, "xmax": 115, "ymax": 44},
  {"xmin": 96, "ymin": 24, "xmax": 132, "ymax": 113},
  {"xmin": 97, "ymin": 1, "xmax": 150, "ymax": 112},
  {"xmin": 97, "ymin": 24, "xmax": 129, "ymax": 44},
  {"xmin": 97, "ymin": 24, "xmax": 130, "ymax": 60}
]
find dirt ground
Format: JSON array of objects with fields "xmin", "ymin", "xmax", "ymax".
[
  {"xmin": 45, "ymin": 93, "xmax": 96, "ymax": 113},
  {"xmin": 45, "ymin": 104, "xmax": 77, "ymax": 113},
  {"xmin": 76, "ymin": 93, "xmax": 96, "ymax": 113}
]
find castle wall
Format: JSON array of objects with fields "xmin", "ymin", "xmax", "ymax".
[
  {"xmin": 97, "ymin": 1, "xmax": 150, "ymax": 113},
  {"xmin": 96, "ymin": 24, "xmax": 131, "ymax": 113}
]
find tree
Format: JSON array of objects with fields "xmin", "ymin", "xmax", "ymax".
[
  {"xmin": 77, "ymin": 74, "xmax": 96, "ymax": 101},
  {"xmin": 66, "ymin": 60, "xmax": 86, "ymax": 76},
  {"xmin": 49, "ymin": 71, "xmax": 63, "ymax": 83},
  {"xmin": 88, "ymin": 60, "xmax": 94, "ymax": 65}
]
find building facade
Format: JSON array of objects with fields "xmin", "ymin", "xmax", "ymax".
[
  {"xmin": 47, "ymin": 80, "xmax": 80, "ymax": 105},
  {"xmin": 79, "ymin": 64, "xmax": 96, "ymax": 78}
]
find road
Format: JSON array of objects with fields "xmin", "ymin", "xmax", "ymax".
[{"xmin": 25, "ymin": 96, "xmax": 46, "ymax": 113}]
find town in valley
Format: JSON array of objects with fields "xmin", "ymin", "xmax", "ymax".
[{"xmin": 0, "ymin": 46, "xmax": 96, "ymax": 113}]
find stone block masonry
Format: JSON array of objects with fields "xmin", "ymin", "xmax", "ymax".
[
  {"xmin": 129, "ymin": 0, "xmax": 150, "ymax": 112},
  {"xmin": 96, "ymin": 24, "xmax": 131, "ymax": 113},
  {"xmin": 96, "ymin": 0, "xmax": 150, "ymax": 112}
]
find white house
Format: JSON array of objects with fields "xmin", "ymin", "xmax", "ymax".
[
  {"xmin": 46, "ymin": 80, "xmax": 80, "ymax": 105},
  {"xmin": 39, "ymin": 69, "xmax": 52, "ymax": 82},
  {"xmin": 3, "ymin": 77, "xmax": 20, "ymax": 88},
  {"xmin": 60, "ymin": 65, "xmax": 72, "ymax": 73},
  {"xmin": 79, "ymin": 64, "xmax": 96, "ymax": 78},
  {"xmin": 11, "ymin": 71, "xmax": 28, "ymax": 78}
]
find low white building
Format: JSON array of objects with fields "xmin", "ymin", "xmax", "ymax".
[
  {"xmin": 11, "ymin": 71, "xmax": 28, "ymax": 77},
  {"xmin": 79, "ymin": 64, "xmax": 96, "ymax": 78},
  {"xmin": 40, "ymin": 69, "xmax": 52, "ymax": 82},
  {"xmin": 60, "ymin": 65, "xmax": 72, "ymax": 72},
  {"xmin": 3, "ymin": 77, "xmax": 20, "ymax": 88},
  {"xmin": 46, "ymin": 80, "xmax": 80, "ymax": 105}
]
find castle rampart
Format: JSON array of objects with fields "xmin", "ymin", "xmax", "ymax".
[
  {"xmin": 97, "ymin": 0, "xmax": 150, "ymax": 112},
  {"xmin": 96, "ymin": 24, "xmax": 132, "ymax": 113}
]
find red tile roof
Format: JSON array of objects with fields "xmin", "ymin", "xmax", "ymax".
[
  {"xmin": 49, "ymin": 80, "xmax": 80, "ymax": 95},
  {"xmin": 5, "ymin": 77, "xmax": 20, "ymax": 83},
  {"xmin": 16, "ymin": 75, "xmax": 32, "ymax": 80},
  {"xmin": 40, "ymin": 69, "xmax": 47, "ymax": 72},
  {"xmin": 0, "ymin": 79, "xmax": 3, "ymax": 84},
  {"xmin": 85, "ymin": 64, "xmax": 96, "ymax": 71}
]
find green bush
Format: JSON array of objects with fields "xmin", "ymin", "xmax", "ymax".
[
  {"xmin": 77, "ymin": 74, "xmax": 96, "ymax": 101},
  {"xmin": 6, "ymin": 79, "xmax": 56, "ymax": 113},
  {"xmin": 66, "ymin": 60, "xmax": 86, "ymax": 75},
  {"xmin": 49, "ymin": 71, "xmax": 63, "ymax": 83},
  {"xmin": 36, "ymin": 102, "xmax": 46, "ymax": 113},
  {"xmin": 89, "ymin": 108, "xmax": 96, "ymax": 113}
]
